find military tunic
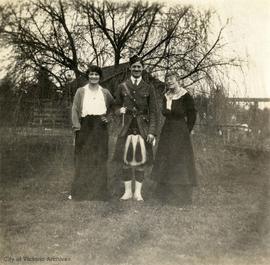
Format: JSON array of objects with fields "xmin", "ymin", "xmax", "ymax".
[{"xmin": 113, "ymin": 77, "xmax": 158, "ymax": 171}]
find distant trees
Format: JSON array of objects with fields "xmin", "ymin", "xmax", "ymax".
[
  {"xmin": 0, "ymin": 74, "xmax": 14, "ymax": 98},
  {"xmin": 36, "ymin": 67, "xmax": 57, "ymax": 99},
  {"xmin": 0, "ymin": 0, "xmax": 239, "ymax": 93}
]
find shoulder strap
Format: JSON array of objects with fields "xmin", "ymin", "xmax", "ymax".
[
  {"xmin": 122, "ymin": 82, "xmax": 139, "ymax": 110},
  {"xmin": 122, "ymin": 82, "xmax": 132, "ymax": 97}
]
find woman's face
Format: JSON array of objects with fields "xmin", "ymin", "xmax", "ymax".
[
  {"xmin": 166, "ymin": 75, "xmax": 178, "ymax": 92},
  {"xmin": 166, "ymin": 75, "xmax": 187, "ymax": 94},
  {"xmin": 166, "ymin": 75, "xmax": 178, "ymax": 90},
  {"xmin": 88, "ymin": 71, "xmax": 100, "ymax": 85}
]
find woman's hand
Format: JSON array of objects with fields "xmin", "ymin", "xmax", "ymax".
[
  {"xmin": 73, "ymin": 130, "xmax": 80, "ymax": 146},
  {"xmin": 101, "ymin": 116, "xmax": 108, "ymax": 123}
]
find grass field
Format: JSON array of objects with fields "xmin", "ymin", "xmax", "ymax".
[{"xmin": 0, "ymin": 130, "xmax": 269, "ymax": 265}]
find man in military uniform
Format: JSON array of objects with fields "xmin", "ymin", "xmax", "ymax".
[{"xmin": 114, "ymin": 56, "xmax": 158, "ymax": 201}]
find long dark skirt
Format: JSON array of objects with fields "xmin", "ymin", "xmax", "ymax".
[
  {"xmin": 151, "ymin": 118, "xmax": 197, "ymax": 206},
  {"xmin": 71, "ymin": 115, "xmax": 109, "ymax": 201}
]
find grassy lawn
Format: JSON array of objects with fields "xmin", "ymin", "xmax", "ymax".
[{"xmin": 0, "ymin": 130, "xmax": 269, "ymax": 265}]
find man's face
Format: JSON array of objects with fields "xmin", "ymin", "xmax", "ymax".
[{"xmin": 130, "ymin": 61, "xmax": 143, "ymax": 78}]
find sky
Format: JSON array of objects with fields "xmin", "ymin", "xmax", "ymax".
[
  {"xmin": 215, "ymin": 0, "xmax": 270, "ymax": 99},
  {"xmin": 163, "ymin": 0, "xmax": 270, "ymax": 99},
  {"xmin": 0, "ymin": 0, "xmax": 269, "ymax": 99}
]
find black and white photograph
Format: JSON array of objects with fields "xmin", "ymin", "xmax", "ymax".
[{"xmin": 0, "ymin": 0, "xmax": 269, "ymax": 264}]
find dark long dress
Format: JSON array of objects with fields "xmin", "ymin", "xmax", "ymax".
[
  {"xmin": 151, "ymin": 92, "xmax": 197, "ymax": 206},
  {"xmin": 71, "ymin": 115, "xmax": 109, "ymax": 201}
]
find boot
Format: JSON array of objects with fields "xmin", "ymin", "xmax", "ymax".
[
  {"xmin": 134, "ymin": 181, "xmax": 144, "ymax": 201},
  {"xmin": 120, "ymin": 180, "xmax": 133, "ymax": 200}
]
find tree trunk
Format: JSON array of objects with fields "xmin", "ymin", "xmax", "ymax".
[
  {"xmin": 114, "ymin": 51, "xmax": 121, "ymax": 66},
  {"xmin": 70, "ymin": 69, "xmax": 84, "ymax": 100}
]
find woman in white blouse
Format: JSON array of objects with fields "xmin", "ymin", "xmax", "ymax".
[{"xmin": 70, "ymin": 65, "xmax": 114, "ymax": 201}]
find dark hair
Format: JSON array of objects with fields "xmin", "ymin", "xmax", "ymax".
[
  {"xmin": 129, "ymin": 55, "xmax": 144, "ymax": 67},
  {"xmin": 85, "ymin": 65, "xmax": 102, "ymax": 78}
]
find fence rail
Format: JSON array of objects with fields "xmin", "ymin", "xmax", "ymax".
[
  {"xmin": 0, "ymin": 98, "xmax": 71, "ymax": 127},
  {"xmin": 1, "ymin": 97, "xmax": 270, "ymax": 151}
]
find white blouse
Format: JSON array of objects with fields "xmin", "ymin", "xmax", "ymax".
[{"xmin": 81, "ymin": 85, "xmax": 107, "ymax": 117}]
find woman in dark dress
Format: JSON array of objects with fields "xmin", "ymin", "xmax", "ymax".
[
  {"xmin": 151, "ymin": 73, "xmax": 197, "ymax": 206},
  {"xmin": 70, "ymin": 65, "xmax": 114, "ymax": 201}
]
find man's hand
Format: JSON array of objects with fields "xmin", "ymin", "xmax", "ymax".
[
  {"xmin": 119, "ymin": 107, "xmax": 127, "ymax": 114},
  {"xmin": 146, "ymin": 134, "xmax": 155, "ymax": 145}
]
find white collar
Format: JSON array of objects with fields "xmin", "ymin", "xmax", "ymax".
[
  {"xmin": 131, "ymin": 76, "xmax": 142, "ymax": 85},
  {"xmin": 165, "ymin": 90, "xmax": 187, "ymax": 100}
]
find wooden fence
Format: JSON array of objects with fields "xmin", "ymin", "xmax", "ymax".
[
  {"xmin": 0, "ymin": 98, "xmax": 71, "ymax": 128},
  {"xmin": 1, "ymin": 97, "xmax": 270, "ymax": 151},
  {"xmin": 31, "ymin": 100, "xmax": 71, "ymax": 127}
]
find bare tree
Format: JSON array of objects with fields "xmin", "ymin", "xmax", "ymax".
[
  {"xmin": 75, "ymin": 0, "xmax": 165, "ymax": 66},
  {"xmin": 0, "ymin": 0, "xmax": 106, "ymax": 88},
  {"xmin": 140, "ymin": 7, "xmax": 240, "ymax": 94},
  {"xmin": 72, "ymin": 1, "xmax": 240, "ymax": 92},
  {"xmin": 0, "ymin": 0, "xmax": 239, "ymax": 94}
]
